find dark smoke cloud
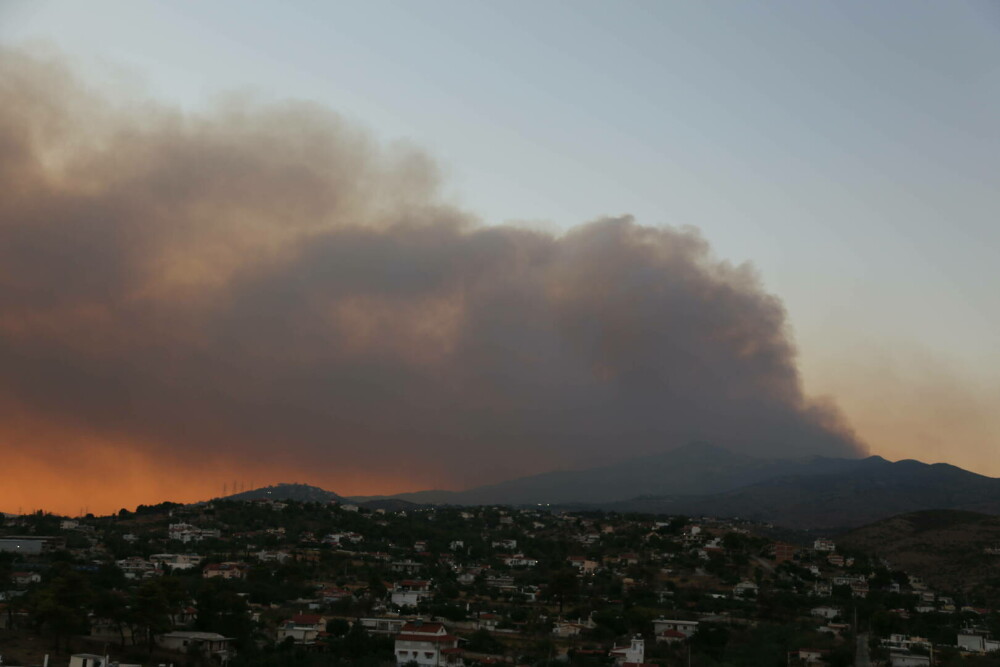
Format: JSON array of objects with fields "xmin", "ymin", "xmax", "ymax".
[{"xmin": 0, "ymin": 49, "xmax": 865, "ymax": 491}]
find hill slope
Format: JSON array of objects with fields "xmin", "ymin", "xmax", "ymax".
[
  {"xmin": 607, "ymin": 457, "xmax": 1000, "ymax": 529},
  {"xmin": 839, "ymin": 510, "xmax": 1000, "ymax": 595},
  {"xmin": 350, "ymin": 442, "xmax": 867, "ymax": 505},
  {"xmin": 222, "ymin": 482, "xmax": 344, "ymax": 504}
]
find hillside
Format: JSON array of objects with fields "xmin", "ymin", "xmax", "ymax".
[
  {"xmin": 607, "ymin": 457, "xmax": 1000, "ymax": 529},
  {"xmin": 839, "ymin": 510, "xmax": 1000, "ymax": 596},
  {"xmin": 221, "ymin": 482, "xmax": 344, "ymax": 504},
  {"xmin": 350, "ymin": 442, "xmax": 868, "ymax": 505}
]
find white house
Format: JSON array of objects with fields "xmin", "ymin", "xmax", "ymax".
[
  {"xmin": 277, "ymin": 614, "xmax": 326, "ymax": 646},
  {"xmin": 811, "ymin": 606, "xmax": 841, "ymax": 620},
  {"xmin": 958, "ymin": 633, "xmax": 1000, "ymax": 654},
  {"xmin": 610, "ymin": 636, "xmax": 645, "ymax": 665},
  {"xmin": 653, "ymin": 619, "xmax": 699, "ymax": 639},
  {"xmin": 394, "ymin": 621, "xmax": 459, "ymax": 667},
  {"xmin": 813, "ymin": 539, "xmax": 836, "ymax": 552},
  {"xmin": 157, "ymin": 631, "xmax": 233, "ymax": 661},
  {"xmin": 391, "ymin": 580, "xmax": 431, "ymax": 607}
]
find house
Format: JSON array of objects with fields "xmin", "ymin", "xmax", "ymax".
[
  {"xmin": 610, "ymin": 636, "xmax": 646, "ymax": 666},
  {"xmin": 168, "ymin": 523, "xmax": 221, "ymax": 543},
  {"xmin": 811, "ymin": 606, "xmax": 841, "ymax": 620},
  {"xmin": 889, "ymin": 651, "xmax": 931, "ymax": 667},
  {"xmin": 359, "ymin": 617, "xmax": 408, "ymax": 635},
  {"xmin": 552, "ymin": 621, "xmax": 587, "ymax": 638},
  {"xmin": 796, "ymin": 649, "xmax": 828, "ymax": 663},
  {"xmin": 203, "ymin": 562, "xmax": 247, "ymax": 580},
  {"xmin": 69, "ymin": 654, "xmax": 108, "ymax": 667},
  {"xmin": 653, "ymin": 619, "xmax": 698, "ymax": 639},
  {"xmin": 477, "ymin": 613, "xmax": 500, "ymax": 630},
  {"xmin": 502, "ymin": 554, "xmax": 538, "ymax": 568},
  {"xmin": 391, "ymin": 560, "xmax": 422, "ymax": 574},
  {"xmin": 320, "ymin": 587, "xmax": 352, "ymax": 604},
  {"xmin": 391, "ymin": 580, "xmax": 432, "ymax": 607},
  {"xmin": 11, "ymin": 572, "xmax": 42, "ymax": 586},
  {"xmin": 116, "ymin": 558, "xmax": 155, "ymax": 579},
  {"xmin": 157, "ymin": 631, "xmax": 233, "ymax": 661},
  {"xmin": 567, "ymin": 556, "xmax": 598, "ymax": 573},
  {"xmin": 812, "ymin": 582, "xmax": 832, "ymax": 597},
  {"xmin": 278, "ymin": 614, "xmax": 326, "ymax": 646},
  {"xmin": 957, "ymin": 633, "xmax": 1000, "ymax": 654},
  {"xmin": 150, "ymin": 553, "xmax": 203, "ymax": 571},
  {"xmin": 813, "ymin": 539, "xmax": 836, "ymax": 552},
  {"xmin": 394, "ymin": 621, "xmax": 459, "ymax": 666}
]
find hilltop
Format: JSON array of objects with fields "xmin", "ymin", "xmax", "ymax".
[{"xmin": 220, "ymin": 482, "xmax": 345, "ymax": 504}]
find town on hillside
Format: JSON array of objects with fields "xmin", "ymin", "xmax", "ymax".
[{"xmin": 1, "ymin": 499, "xmax": 998, "ymax": 667}]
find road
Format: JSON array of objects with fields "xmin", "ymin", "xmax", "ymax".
[{"xmin": 856, "ymin": 633, "xmax": 871, "ymax": 667}]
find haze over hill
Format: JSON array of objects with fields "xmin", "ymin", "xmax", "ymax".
[{"xmin": 347, "ymin": 442, "xmax": 1000, "ymax": 529}]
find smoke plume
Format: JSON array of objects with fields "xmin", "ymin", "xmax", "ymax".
[{"xmin": 0, "ymin": 50, "xmax": 864, "ymax": 511}]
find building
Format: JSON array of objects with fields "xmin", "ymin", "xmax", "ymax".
[
  {"xmin": 359, "ymin": 617, "xmax": 409, "ymax": 635},
  {"xmin": 157, "ymin": 631, "xmax": 234, "ymax": 662},
  {"xmin": 202, "ymin": 562, "xmax": 247, "ymax": 580},
  {"xmin": 277, "ymin": 614, "xmax": 326, "ymax": 646},
  {"xmin": 391, "ymin": 580, "xmax": 432, "ymax": 607},
  {"xmin": 611, "ymin": 636, "xmax": 648, "ymax": 666},
  {"xmin": 653, "ymin": 619, "xmax": 699, "ymax": 639},
  {"xmin": 813, "ymin": 538, "xmax": 836, "ymax": 552},
  {"xmin": 0, "ymin": 536, "xmax": 65, "ymax": 554},
  {"xmin": 69, "ymin": 654, "xmax": 108, "ymax": 667},
  {"xmin": 393, "ymin": 621, "xmax": 459, "ymax": 666},
  {"xmin": 957, "ymin": 633, "xmax": 1000, "ymax": 654}
]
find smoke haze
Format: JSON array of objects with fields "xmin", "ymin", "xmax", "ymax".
[{"xmin": 0, "ymin": 49, "xmax": 865, "ymax": 513}]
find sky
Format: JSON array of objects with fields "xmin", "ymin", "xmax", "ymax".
[{"xmin": 0, "ymin": 1, "xmax": 998, "ymax": 515}]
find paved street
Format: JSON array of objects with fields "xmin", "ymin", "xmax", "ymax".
[{"xmin": 857, "ymin": 633, "xmax": 871, "ymax": 667}]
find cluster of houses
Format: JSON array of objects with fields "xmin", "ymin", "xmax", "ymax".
[{"xmin": 1, "ymin": 500, "xmax": 998, "ymax": 666}]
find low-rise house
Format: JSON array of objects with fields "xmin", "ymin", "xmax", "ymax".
[
  {"xmin": 610, "ymin": 636, "xmax": 646, "ymax": 666},
  {"xmin": 502, "ymin": 554, "xmax": 538, "ymax": 568},
  {"xmin": 957, "ymin": 633, "xmax": 1000, "ymax": 654},
  {"xmin": 813, "ymin": 539, "xmax": 836, "ymax": 552},
  {"xmin": 168, "ymin": 523, "xmax": 221, "ymax": 543},
  {"xmin": 278, "ymin": 614, "xmax": 326, "ymax": 646},
  {"xmin": 150, "ymin": 553, "xmax": 202, "ymax": 570},
  {"xmin": 359, "ymin": 617, "xmax": 409, "ymax": 635},
  {"xmin": 811, "ymin": 606, "xmax": 841, "ymax": 620},
  {"xmin": 653, "ymin": 619, "xmax": 699, "ymax": 640},
  {"xmin": 391, "ymin": 580, "xmax": 432, "ymax": 606},
  {"xmin": 391, "ymin": 560, "xmax": 422, "ymax": 574},
  {"xmin": 567, "ymin": 556, "xmax": 598, "ymax": 573},
  {"xmin": 203, "ymin": 562, "xmax": 248, "ymax": 580},
  {"xmin": 11, "ymin": 572, "xmax": 42, "ymax": 586},
  {"xmin": 889, "ymin": 651, "xmax": 931, "ymax": 667},
  {"xmin": 796, "ymin": 649, "xmax": 828, "ymax": 663},
  {"xmin": 158, "ymin": 631, "xmax": 234, "ymax": 661},
  {"xmin": 394, "ymin": 621, "xmax": 459, "ymax": 667}
]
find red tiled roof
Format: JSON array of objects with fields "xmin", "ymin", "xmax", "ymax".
[
  {"xmin": 395, "ymin": 633, "xmax": 458, "ymax": 644},
  {"xmin": 400, "ymin": 622, "xmax": 445, "ymax": 634},
  {"xmin": 291, "ymin": 614, "xmax": 324, "ymax": 625}
]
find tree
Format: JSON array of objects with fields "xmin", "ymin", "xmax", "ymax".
[
  {"xmin": 129, "ymin": 579, "xmax": 173, "ymax": 653},
  {"xmin": 548, "ymin": 569, "xmax": 579, "ymax": 614},
  {"xmin": 27, "ymin": 563, "xmax": 93, "ymax": 651}
]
